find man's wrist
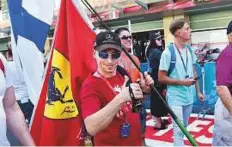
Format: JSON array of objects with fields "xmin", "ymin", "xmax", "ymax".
[{"xmin": 179, "ymin": 80, "xmax": 184, "ymax": 85}]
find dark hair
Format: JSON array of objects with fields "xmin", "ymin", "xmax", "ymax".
[
  {"xmin": 169, "ymin": 18, "xmax": 187, "ymax": 35},
  {"xmin": 114, "ymin": 27, "xmax": 129, "ymax": 35},
  {"xmin": 6, "ymin": 47, "xmax": 13, "ymax": 58},
  {"xmin": 146, "ymin": 38, "xmax": 163, "ymax": 58}
]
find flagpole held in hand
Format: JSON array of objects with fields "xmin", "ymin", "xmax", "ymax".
[{"xmin": 81, "ymin": 0, "xmax": 198, "ymax": 146}]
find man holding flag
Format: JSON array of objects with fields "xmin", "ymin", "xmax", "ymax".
[{"xmin": 80, "ymin": 31, "xmax": 154, "ymax": 146}]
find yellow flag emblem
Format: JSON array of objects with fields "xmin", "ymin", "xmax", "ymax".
[{"xmin": 44, "ymin": 49, "xmax": 78, "ymax": 119}]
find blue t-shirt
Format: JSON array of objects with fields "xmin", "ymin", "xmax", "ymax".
[{"xmin": 159, "ymin": 44, "xmax": 196, "ymax": 106}]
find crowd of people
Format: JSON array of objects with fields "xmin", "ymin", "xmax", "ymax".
[{"xmin": 0, "ymin": 18, "xmax": 231, "ymax": 146}]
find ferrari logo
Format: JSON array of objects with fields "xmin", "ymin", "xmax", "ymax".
[{"xmin": 44, "ymin": 49, "xmax": 78, "ymax": 119}]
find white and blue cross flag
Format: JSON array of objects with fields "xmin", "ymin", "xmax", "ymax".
[{"xmin": 7, "ymin": 0, "xmax": 56, "ymax": 104}]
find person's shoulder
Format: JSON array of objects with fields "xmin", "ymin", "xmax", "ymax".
[
  {"xmin": 161, "ymin": 48, "xmax": 171, "ymax": 57},
  {"xmin": 131, "ymin": 54, "xmax": 140, "ymax": 64},
  {"xmin": 217, "ymin": 45, "xmax": 232, "ymax": 61},
  {"xmin": 223, "ymin": 45, "xmax": 232, "ymax": 54},
  {"xmin": 81, "ymin": 75, "xmax": 99, "ymax": 88}
]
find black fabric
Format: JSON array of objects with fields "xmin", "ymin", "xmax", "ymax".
[
  {"xmin": 227, "ymin": 20, "xmax": 232, "ymax": 34},
  {"xmin": 149, "ymin": 32, "xmax": 162, "ymax": 40},
  {"xmin": 94, "ymin": 31, "xmax": 121, "ymax": 49},
  {"xmin": 17, "ymin": 100, "xmax": 34, "ymax": 124},
  {"xmin": 148, "ymin": 48, "xmax": 162, "ymax": 85},
  {"xmin": 148, "ymin": 48, "xmax": 168, "ymax": 117},
  {"xmin": 150, "ymin": 86, "xmax": 168, "ymax": 117},
  {"xmin": 116, "ymin": 65, "xmax": 132, "ymax": 86}
]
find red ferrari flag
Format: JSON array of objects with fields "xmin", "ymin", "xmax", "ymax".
[{"xmin": 30, "ymin": 0, "xmax": 96, "ymax": 145}]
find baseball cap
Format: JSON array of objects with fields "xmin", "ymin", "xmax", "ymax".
[
  {"xmin": 227, "ymin": 20, "xmax": 232, "ymax": 35},
  {"xmin": 149, "ymin": 32, "xmax": 162, "ymax": 40},
  {"xmin": 94, "ymin": 31, "xmax": 122, "ymax": 52}
]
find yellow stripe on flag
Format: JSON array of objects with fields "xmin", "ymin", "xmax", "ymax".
[{"xmin": 44, "ymin": 49, "xmax": 78, "ymax": 119}]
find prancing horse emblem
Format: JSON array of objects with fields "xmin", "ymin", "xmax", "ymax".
[{"xmin": 47, "ymin": 66, "xmax": 73, "ymax": 105}]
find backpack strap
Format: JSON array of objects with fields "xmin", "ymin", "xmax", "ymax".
[
  {"xmin": 0, "ymin": 58, "xmax": 5, "ymax": 76},
  {"xmin": 168, "ymin": 43, "xmax": 176, "ymax": 76}
]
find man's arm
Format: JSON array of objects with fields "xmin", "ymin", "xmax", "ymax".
[
  {"xmin": 158, "ymin": 70, "xmax": 183, "ymax": 85},
  {"xmin": 158, "ymin": 49, "xmax": 196, "ymax": 86},
  {"xmin": 193, "ymin": 66, "xmax": 204, "ymax": 101},
  {"xmin": 84, "ymin": 94, "xmax": 125, "ymax": 136},
  {"xmin": 216, "ymin": 85, "xmax": 232, "ymax": 113},
  {"xmin": 84, "ymin": 77, "xmax": 143, "ymax": 136},
  {"xmin": 158, "ymin": 70, "xmax": 196, "ymax": 86},
  {"xmin": 3, "ymin": 86, "xmax": 35, "ymax": 146}
]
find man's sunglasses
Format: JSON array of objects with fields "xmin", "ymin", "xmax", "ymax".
[
  {"xmin": 97, "ymin": 51, "xmax": 121, "ymax": 59},
  {"xmin": 121, "ymin": 35, "xmax": 132, "ymax": 40}
]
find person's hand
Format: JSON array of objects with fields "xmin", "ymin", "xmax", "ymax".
[
  {"xmin": 198, "ymin": 92, "xmax": 204, "ymax": 102},
  {"xmin": 139, "ymin": 72, "xmax": 154, "ymax": 93},
  {"xmin": 118, "ymin": 76, "xmax": 143, "ymax": 103},
  {"xmin": 181, "ymin": 78, "xmax": 196, "ymax": 86}
]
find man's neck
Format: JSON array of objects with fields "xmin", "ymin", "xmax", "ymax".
[
  {"xmin": 174, "ymin": 38, "xmax": 187, "ymax": 49},
  {"xmin": 97, "ymin": 68, "xmax": 116, "ymax": 78}
]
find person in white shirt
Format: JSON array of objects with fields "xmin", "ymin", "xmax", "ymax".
[
  {"xmin": 0, "ymin": 53, "xmax": 35, "ymax": 146},
  {"xmin": 5, "ymin": 48, "xmax": 34, "ymax": 123},
  {"xmin": 5, "ymin": 47, "xmax": 34, "ymax": 145}
]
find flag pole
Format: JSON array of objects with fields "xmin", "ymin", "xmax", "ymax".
[
  {"xmin": 128, "ymin": 20, "xmax": 134, "ymax": 55},
  {"xmin": 81, "ymin": 0, "xmax": 198, "ymax": 146}
]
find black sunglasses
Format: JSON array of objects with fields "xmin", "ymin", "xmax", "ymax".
[
  {"xmin": 98, "ymin": 51, "xmax": 121, "ymax": 59},
  {"xmin": 156, "ymin": 38, "xmax": 162, "ymax": 41},
  {"xmin": 121, "ymin": 35, "xmax": 132, "ymax": 40}
]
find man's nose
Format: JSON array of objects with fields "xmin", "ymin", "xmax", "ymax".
[{"xmin": 107, "ymin": 55, "xmax": 113, "ymax": 63}]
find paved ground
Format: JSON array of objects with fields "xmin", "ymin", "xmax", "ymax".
[{"xmin": 145, "ymin": 110, "xmax": 214, "ymax": 146}]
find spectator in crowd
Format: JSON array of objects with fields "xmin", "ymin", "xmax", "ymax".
[
  {"xmin": 115, "ymin": 27, "xmax": 140, "ymax": 83},
  {"xmin": 0, "ymin": 52, "xmax": 35, "ymax": 146},
  {"xmin": 5, "ymin": 47, "xmax": 34, "ymax": 145},
  {"xmin": 5, "ymin": 47, "xmax": 34, "ymax": 124},
  {"xmin": 115, "ymin": 27, "xmax": 147, "ymax": 142},
  {"xmin": 146, "ymin": 32, "xmax": 169, "ymax": 130},
  {"xmin": 158, "ymin": 18, "xmax": 204, "ymax": 146},
  {"xmin": 80, "ymin": 31, "xmax": 154, "ymax": 146},
  {"xmin": 213, "ymin": 20, "xmax": 232, "ymax": 146}
]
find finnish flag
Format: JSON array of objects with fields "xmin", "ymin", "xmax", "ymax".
[{"xmin": 7, "ymin": 0, "xmax": 56, "ymax": 105}]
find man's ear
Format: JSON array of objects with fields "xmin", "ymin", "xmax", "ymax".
[{"xmin": 175, "ymin": 29, "xmax": 180, "ymax": 37}]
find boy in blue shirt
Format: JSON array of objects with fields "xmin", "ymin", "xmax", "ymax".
[{"xmin": 158, "ymin": 18, "xmax": 204, "ymax": 146}]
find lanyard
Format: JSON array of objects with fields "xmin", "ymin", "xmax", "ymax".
[
  {"xmin": 93, "ymin": 72, "xmax": 128, "ymax": 123},
  {"xmin": 175, "ymin": 44, "xmax": 189, "ymax": 77},
  {"xmin": 94, "ymin": 72, "xmax": 117, "ymax": 95}
]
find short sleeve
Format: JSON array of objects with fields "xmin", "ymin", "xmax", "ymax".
[
  {"xmin": 80, "ymin": 83, "xmax": 102, "ymax": 120},
  {"xmin": 159, "ymin": 49, "xmax": 171, "ymax": 72},
  {"xmin": 0, "ymin": 54, "xmax": 12, "ymax": 88}
]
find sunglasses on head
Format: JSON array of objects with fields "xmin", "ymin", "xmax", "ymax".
[
  {"xmin": 97, "ymin": 51, "xmax": 121, "ymax": 59},
  {"xmin": 121, "ymin": 35, "xmax": 132, "ymax": 40}
]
